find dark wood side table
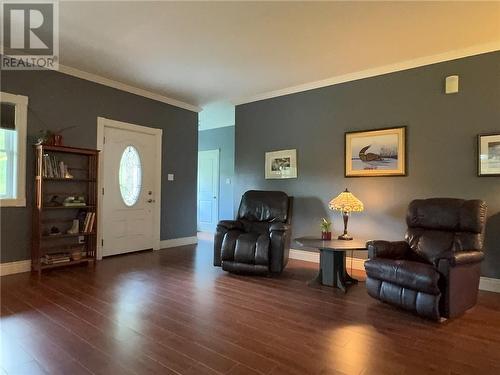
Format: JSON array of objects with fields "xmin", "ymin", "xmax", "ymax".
[{"xmin": 294, "ymin": 237, "xmax": 368, "ymax": 293}]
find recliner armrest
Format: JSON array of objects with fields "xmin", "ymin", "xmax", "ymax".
[
  {"xmin": 269, "ymin": 223, "xmax": 291, "ymax": 232},
  {"xmin": 217, "ymin": 220, "xmax": 243, "ymax": 231},
  {"xmin": 445, "ymin": 251, "xmax": 484, "ymax": 266},
  {"xmin": 367, "ymin": 240, "xmax": 410, "ymax": 260}
]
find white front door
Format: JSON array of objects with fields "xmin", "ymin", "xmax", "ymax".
[
  {"xmin": 102, "ymin": 125, "xmax": 159, "ymax": 256},
  {"xmin": 197, "ymin": 150, "xmax": 219, "ymax": 232}
]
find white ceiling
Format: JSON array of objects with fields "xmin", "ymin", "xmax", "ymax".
[{"xmin": 58, "ymin": 1, "xmax": 500, "ymax": 111}]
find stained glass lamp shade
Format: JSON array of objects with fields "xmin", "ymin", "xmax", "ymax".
[{"xmin": 329, "ymin": 189, "xmax": 364, "ymax": 240}]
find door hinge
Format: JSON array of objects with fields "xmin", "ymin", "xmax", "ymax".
[
  {"xmin": 102, "ymin": 187, "xmax": 104, "ymax": 195},
  {"xmin": 101, "ymin": 239, "xmax": 104, "ymax": 246},
  {"xmin": 103, "ymin": 136, "xmax": 106, "ymax": 144}
]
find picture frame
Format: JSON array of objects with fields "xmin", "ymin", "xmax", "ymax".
[
  {"xmin": 345, "ymin": 126, "xmax": 406, "ymax": 177},
  {"xmin": 265, "ymin": 149, "xmax": 297, "ymax": 179},
  {"xmin": 478, "ymin": 133, "xmax": 500, "ymax": 177}
]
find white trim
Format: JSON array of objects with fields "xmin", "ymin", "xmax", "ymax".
[
  {"xmin": 160, "ymin": 236, "xmax": 198, "ymax": 249},
  {"xmin": 0, "ymin": 260, "xmax": 31, "ymax": 276},
  {"xmin": 234, "ymin": 42, "xmax": 500, "ymax": 105},
  {"xmin": 96, "ymin": 117, "xmax": 163, "ymax": 260},
  {"xmin": 479, "ymin": 277, "xmax": 500, "ymax": 293},
  {"xmin": 0, "ymin": 91, "xmax": 28, "ymax": 207},
  {"xmin": 57, "ymin": 64, "xmax": 201, "ymax": 113},
  {"xmin": 290, "ymin": 248, "xmax": 500, "ymax": 293}
]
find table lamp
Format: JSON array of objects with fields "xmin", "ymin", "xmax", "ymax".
[{"xmin": 329, "ymin": 188, "xmax": 364, "ymax": 240}]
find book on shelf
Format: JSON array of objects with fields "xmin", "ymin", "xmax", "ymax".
[
  {"xmin": 88, "ymin": 212, "xmax": 95, "ymax": 233},
  {"xmin": 41, "ymin": 252, "xmax": 71, "ymax": 265},
  {"xmin": 42, "ymin": 153, "xmax": 72, "ymax": 179},
  {"xmin": 83, "ymin": 212, "xmax": 95, "ymax": 233},
  {"xmin": 63, "ymin": 202, "xmax": 87, "ymax": 207}
]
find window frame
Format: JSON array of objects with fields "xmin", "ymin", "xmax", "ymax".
[{"xmin": 0, "ymin": 92, "xmax": 28, "ymax": 207}]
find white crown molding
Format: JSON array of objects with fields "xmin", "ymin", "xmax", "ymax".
[
  {"xmin": 57, "ymin": 64, "xmax": 201, "ymax": 112},
  {"xmin": 233, "ymin": 42, "xmax": 500, "ymax": 106},
  {"xmin": 0, "ymin": 47, "xmax": 200, "ymax": 112},
  {"xmin": 160, "ymin": 236, "xmax": 198, "ymax": 249},
  {"xmin": 289, "ymin": 248, "xmax": 500, "ymax": 293}
]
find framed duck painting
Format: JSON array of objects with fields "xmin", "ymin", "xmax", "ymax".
[
  {"xmin": 345, "ymin": 126, "xmax": 407, "ymax": 177},
  {"xmin": 478, "ymin": 133, "xmax": 500, "ymax": 176}
]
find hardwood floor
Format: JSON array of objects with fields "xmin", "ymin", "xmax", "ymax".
[{"xmin": 1, "ymin": 237, "xmax": 500, "ymax": 375}]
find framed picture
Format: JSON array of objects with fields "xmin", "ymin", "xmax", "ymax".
[
  {"xmin": 478, "ymin": 133, "xmax": 500, "ymax": 177},
  {"xmin": 345, "ymin": 126, "xmax": 406, "ymax": 177},
  {"xmin": 265, "ymin": 149, "xmax": 297, "ymax": 179}
]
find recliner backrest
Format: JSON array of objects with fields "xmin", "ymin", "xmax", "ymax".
[
  {"xmin": 238, "ymin": 190, "xmax": 290, "ymax": 223},
  {"xmin": 405, "ymin": 198, "xmax": 487, "ymax": 265}
]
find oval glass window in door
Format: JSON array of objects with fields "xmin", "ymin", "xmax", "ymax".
[{"xmin": 119, "ymin": 145, "xmax": 142, "ymax": 206}]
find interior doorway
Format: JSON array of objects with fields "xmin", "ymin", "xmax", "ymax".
[{"xmin": 197, "ymin": 149, "xmax": 220, "ymax": 232}]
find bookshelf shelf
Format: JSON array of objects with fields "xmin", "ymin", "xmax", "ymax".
[
  {"xmin": 40, "ymin": 257, "xmax": 93, "ymax": 270},
  {"xmin": 32, "ymin": 144, "xmax": 99, "ymax": 274},
  {"xmin": 42, "ymin": 205, "xmax": 95, "ymax": 210},
  {"xmin": 41, "ymin": 177, "xmax": 97, "ymax": 182},
  {"xmin": 41, "ymin": 232, "xmax": 96, "ymax": 240}
]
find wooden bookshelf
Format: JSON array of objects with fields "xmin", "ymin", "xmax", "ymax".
[{"xmin": 32, "ymin": 144, "xmax": 99, "ymax": 274}]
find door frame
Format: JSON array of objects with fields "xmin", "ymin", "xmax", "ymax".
[
  {"xmin": 96, "ymin": 117, "xmax": 162, "ymax": 259},
  {"xmin": 197, "ymin": 149, "xmax": 220, "ymax": 233}
]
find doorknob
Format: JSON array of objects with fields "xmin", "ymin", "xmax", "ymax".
[{"xmin": 147, "ymin": 199, "xmax": 155, "ymax": 203}]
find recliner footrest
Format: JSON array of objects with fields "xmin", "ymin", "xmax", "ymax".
[
  {"xmin": 222, "ymin": 261, "xmax": 269, "ymax": 275},
  {"xmin": 366, "ymin": 277, "xmax": 441, "ymax": 320}
]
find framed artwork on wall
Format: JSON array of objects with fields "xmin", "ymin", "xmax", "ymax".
[
  {"xmin": 478, "ymin": 133, "xmax": 500, "ymax": 177},
  {"xmin": 345, "ymin": 126, "xmax": 406, "ymax": 177},
  {"xmin": 265, "ymin": 149, "xmax": 297, "ymax": 179}
]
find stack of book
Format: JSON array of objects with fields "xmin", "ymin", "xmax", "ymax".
[
  {"xmin": 41, "ymin": 252, "xmax": 71, "ymax": 265},
  {"xmin": 42, "ymin": 153, "xmax": 71, "ymax": 178},
  {"xmin": 83, "ymin": 212, "xmax": 96, "ymax": 233}
]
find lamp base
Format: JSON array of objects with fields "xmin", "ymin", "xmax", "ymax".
[{"xmin": 338, "ymin": 233, "xmax": 353, "ymax": 241}]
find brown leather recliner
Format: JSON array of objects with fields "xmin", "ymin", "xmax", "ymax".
[
  {"xmin": 365, "ymin": 198, "xmax": 487, "ymax": 320},
  {"xmin": 214, "ymin": 190, "xmax": 293, "ymax": 275}
]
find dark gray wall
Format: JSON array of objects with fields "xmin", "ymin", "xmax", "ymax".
[
  {"xmin": 199, "ymin": 126, "xmax": 235, "ymax": 220},
  {"xmin": 1, "ymin": 69, "xmax": 198, "ymax": 263},
  {"xmin": 235, "ymin": 51, "xmax": 500, "ymax": 278}
]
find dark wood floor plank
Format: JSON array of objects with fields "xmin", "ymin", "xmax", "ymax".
[{"xmin": 2, "ymin": 238, "xmax": 500, "ymax": 375}]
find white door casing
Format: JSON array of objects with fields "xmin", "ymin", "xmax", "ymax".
[
  {"xmin": 96, "ymin": 117, "xmax": 162, "ymax": 259},
  {"xmin": 197, "ymin": 149, "xmax": 219, "ymax": 233}
]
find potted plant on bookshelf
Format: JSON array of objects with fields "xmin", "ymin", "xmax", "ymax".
[
  {"xmin": 320, "ymin": 218, "xmax": 332, "ymax": 240},
  {"xmin": 35, "ymin": 126, "xmax": 76, "ymax": 146}
]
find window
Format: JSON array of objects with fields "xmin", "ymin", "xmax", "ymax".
[
  {"xmin": 0, "ymin": 92, "xmax": 28, "ymax": 207},
  {"xmin": 119, "ymin": 145, "xmax": 142, "ymax": 206}
]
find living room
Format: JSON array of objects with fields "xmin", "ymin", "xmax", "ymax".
[{"xmin": 1, "ymin": 1, "xmax": 500, "ymax": 374}]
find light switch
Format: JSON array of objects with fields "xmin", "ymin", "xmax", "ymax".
[
  {"xmin": 226, "ymin": 178, "xmax": 231, "ymax": 184},
  {"xmin": 167, "ymin": 174, "xmax": 174, "ymax": 181},
  {"xmin": 445, "ymin": 75, "xmax": 459, "ymax": 94}
]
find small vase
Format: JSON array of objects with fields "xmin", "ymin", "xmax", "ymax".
[
  {"xmin": 67, "ymin": 219, "xmax": 79, "ymax": 234},
  {"xmin": 321, "ymin": 231, "xmax": 332, "ymax": 240},
  {"xmin": 53, "ymin": 134, "xmax": 63, "ymax": 146}
]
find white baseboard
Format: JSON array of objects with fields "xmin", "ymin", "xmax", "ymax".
[
  {"xmin": 290, "ymin": 249, "xmax": 500, "ymax": 293},
  {"xmin": 479, "ymin": 277, "xmax": 500, "ymax": 293},
  {"xmin": 0, "ymin": 260, "xmax": 31, "ymax": 276},
  {"xmin": 290, "ymin": 248, "xmax": 365, "ymax": 271},
  {"xmin": 160, "ymin": 236, "xmax": 198, "ymax": 249}
]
